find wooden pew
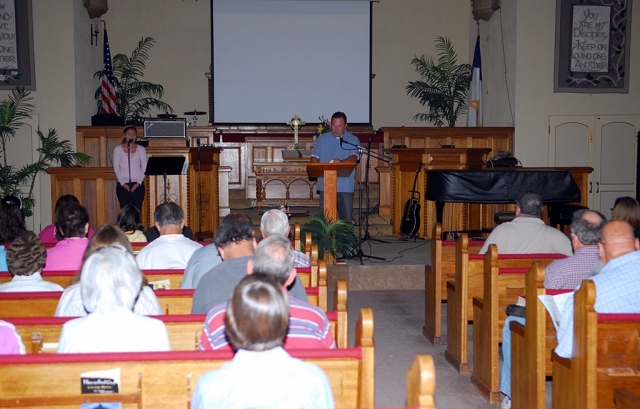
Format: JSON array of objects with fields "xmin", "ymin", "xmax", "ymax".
[
  {"xmin": 406, "ymin": 354, "xmax": 437, "ymax": 409},
  {"xmin": 294, "ymin": 222, "xmax": 301, "ymax": 250},
  {"xmin": 510, "ymin": 262, "xmax": 571, "ymax": 409},
  {"xmin": 0, "ymin": 308, "xmax": 375, "ymax": 409},
  {"xmin": 444, "ymin": 238, "xmax": 565, "ymax": 374},
  {"xmin": 470, "ymin": 248, "xmax": 561, "ymax": 403},
  {"xmin": 552, "ymin": 280, "xmax": 640, "ymax": 409},
  {"xmin": 615, "ymin": 389, "xmax": 640, "ymax": 409},
  {"xmin": 8, "ymin": 279, "xmax": 349, "ymax": 352},
  {"xmin": 7, "ymin": 314, "xmax": 206, "ymax": 353},
  {"xmin": 423, "ymin": 223, "xmax": 483, "ymax": 345}
]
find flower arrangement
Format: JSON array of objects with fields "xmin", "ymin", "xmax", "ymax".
[{"xmin": 314, "ymin": 116, "xmax": 330, "ymax": 140}]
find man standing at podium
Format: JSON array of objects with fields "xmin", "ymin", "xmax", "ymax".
[{"xmin": 310, "ymin": 112, "xmax": 360, "ymax": 223}]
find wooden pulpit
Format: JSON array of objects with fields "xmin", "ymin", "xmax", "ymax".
[{"xmin": 306, "ymin": 162, "xmax": 356, "ymax": 221}]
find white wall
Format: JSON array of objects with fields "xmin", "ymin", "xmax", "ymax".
[
  {"xmin": 74, "ymin": 0, "xmax": 102, "ymax": 127},
  {"xmin": 513, "ymin": 0, "xmax": 640, "ymax": 166},
  {"xmin": 105, "ymin": 0, "xmax": 211, "ymax": 123},
  {"xmin": 371, "ymin": 0, "xmax": 471, "ymax": 128}
]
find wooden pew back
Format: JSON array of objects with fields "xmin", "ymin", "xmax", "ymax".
[
  {"xmin": 445, "ymin": 238, "xmax": 565, "ymax": 374},
  {"xmin": 0, "ymin": 308, "xmax": 374, "ymax": 409},
  {"xmin": 470, "ymin": 249, "xmax": 559, "ymax": 403},
  {"xmin": 3, "ymin": 277, "xmax": 348, "ymax": 350},
  {"xmin": 511, "ymin": 263, "xmax": 570, "ymax": 409},
  {"xmin": 552, "ymin": 280, "xmax": 640, "ymax": 409},
  {"xmin": 423, "ymin": 222, "xmax": 482, "ymax": 345}
]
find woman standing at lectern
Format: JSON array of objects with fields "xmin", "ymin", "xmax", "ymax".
[{"xmin": 113, "ymin": 125, "xmax": 147, "ymax": 211}]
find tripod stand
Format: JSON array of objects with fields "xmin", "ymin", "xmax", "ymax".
[{"xmin": 338, "ymin": 137, "xmax": 392, "ymax": 264}]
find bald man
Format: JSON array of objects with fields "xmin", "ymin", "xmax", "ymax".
[{"xmin": 555, "ymin": 220, "xmax": 640, "ymax": 358}]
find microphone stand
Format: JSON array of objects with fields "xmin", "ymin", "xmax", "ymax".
[
  {"xmin": 127, "ymin": 140, "xmax": 132, "ymax": 206},
  {"xmin": 196, "ymin": 138, "xmax": 203, "ymax": 242},
  {"xmin": 337, "ymin": 137, "xmax": 392, "ymax": 264}
]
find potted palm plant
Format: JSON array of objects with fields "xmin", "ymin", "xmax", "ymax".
[
  {"xmin": 0, "ymin": 88, "xmax": 91, "ymax": 216},
  {"xmin": 301, "ymin": 215, "xmax": 359, "ymax": 262},
  {"xmin": 94, "ymin": 37, "xmax": 173, "ymax": 124},
  {"xmin": 406, "ymin": 36, "xmax": 471, "ymax": 127}
]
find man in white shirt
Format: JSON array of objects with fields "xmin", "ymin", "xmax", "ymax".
[
  {"xmin": 136, "ymin": 202, "xmax": 202, "ymax": 269},
  {"xmin": 0, "ymin": 236, "xmax": 63, "ymax": 292},
  {"xmin": 479, "ymin": 190, "xmax": 572, "ymax": 256}
]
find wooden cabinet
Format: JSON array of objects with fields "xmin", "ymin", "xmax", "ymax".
[{"xmin": 389, "ymin": 148, "xmax": 491, "ymax": 238}]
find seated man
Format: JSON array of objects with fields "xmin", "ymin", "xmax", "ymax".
[
  {"xmin": 499, "ymin": 209, "xmax": 606, "ymax": 409},
  {"xmin": 555, "ymin": 220, "xmax": 640, "ymax": 359},
  {"xmin": 191, "ymin": 274, "xmax": 334, "ymax": 409},
  {"xmin": 480, "ymin": 190, "xmax": 572, "ymax": 256},
  {"xmin": 181, "ymin": 214, "xmax": 252, "ymax": 289},
  {"xmin": 0, "ymin": 236, "xmax": 64, "ymax": 292},
  {"xmin": 200, "ymin": 234, "xmax": 335, "ymax": 351},
  {"xmin": 260, "ymin": 209, "xmax": 310, "ymax": 268},
  {"xmin": 136, "ymin": 202, "xmax": 202, "ymax": 269},
  {"xmin": 191, "ymin": 219, "xmax": 307, "ymax": 314}
]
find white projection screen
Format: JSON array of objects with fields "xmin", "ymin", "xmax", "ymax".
[{"xmin": 211, "ymin": 0, "xmax": 372, "ymax": 124}]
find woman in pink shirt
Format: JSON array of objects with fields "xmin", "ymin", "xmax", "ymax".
[
  {"xmin": 44, "ymin": 202, "xmax": 90, "ymax": 271},
  {"xmin": 113, "ymin": 125, "xmax": 147, "ymax": 211}
]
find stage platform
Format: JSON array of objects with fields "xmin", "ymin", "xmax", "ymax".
[{"xmin": 230, "ymin": 205, "xmax": 432, "ymax": 291}]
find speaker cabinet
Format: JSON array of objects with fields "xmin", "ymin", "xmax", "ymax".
[{"xmin": 144, "ymin": 118, "xmax": 187, "ymax": 138}]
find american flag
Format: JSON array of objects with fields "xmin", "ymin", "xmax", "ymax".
[{"xmin": 101, "ymin": 28, "xmax": 117, "ymax": 114}]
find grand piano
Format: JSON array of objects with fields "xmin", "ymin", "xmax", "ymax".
[{"xmin": 425, "ymin": 168, "xmax": 584, "ymax": 238}]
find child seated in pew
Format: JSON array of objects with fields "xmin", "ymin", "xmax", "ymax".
[
  {"xmin": 57, "ymin": 246, "xmax": 170, "ymax": 353},
  {"xmin": 116, "ymin": 204, "xmax": 146, "ymax": 243},
  {"xmin": 192, "ymin": 274, "xmax": 333, "ymax": 409},
  {"xmin": 0, "ymin": 236, "xmax": 64, "ymax": 292},
  {"xmin": 55, "ymin": 224, "xmax": 162, "ymax": 317}
]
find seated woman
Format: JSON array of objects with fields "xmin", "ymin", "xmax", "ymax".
[
  {"xmin": 55, "ymin": 224, "xmax": 163, "ymax": 317},
  {"xmin": 191, "ymin": 274, "xmax": 334, "ymax": 409},
  {"xmin": 0, "ymin": 195, "xmax": 36, "ymax": 243},
  {"xmin": 116, "ymin": 204, "xmax": 147, "ymax": 242},
  {"xmin": 38, "ymin": 194, "xmax": 95, "ymax": 245},
  {"xmin": 0, "ymin": 236, "xmax": 64, "ymax": 292},
  {"xmin": 57, "ymin": 246, "xmax": 170, "ymax": 353},
  {"xmin": 612, "ymin": 196, "xmax": 640, "ymax": 238},
  {"xmin": 44, "ymin": 202, "xmax": 91, "ymax": 271}
]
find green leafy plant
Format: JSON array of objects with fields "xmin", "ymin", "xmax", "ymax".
[
  {"xmin": 406, "ymin": 36, "xmax": 471, "ymax": 127},
  {"xmin": 301, "ymin": 215, "xmax": 359, "ymax": 260},
  {"xmin": 0, "ymin": 88, "xmax": 91, "ymax": 216},
  {"xmin": 94, "ymin": 37, "xmax": 173, "ymax": 123}
]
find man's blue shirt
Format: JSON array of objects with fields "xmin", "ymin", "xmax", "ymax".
[{"xmin": 311, "ymin": 131, "xmax": 360, "ymax": 193}]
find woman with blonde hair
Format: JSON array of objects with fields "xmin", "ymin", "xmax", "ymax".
[
  {"xmin": 54, "ymin": 224, "xmax": 162, "ymax": 317},
  {"xmin": 612, "ymin": 196, "xmax": 640, "ymax": 238}
]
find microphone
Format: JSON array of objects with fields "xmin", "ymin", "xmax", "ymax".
[
  {"xmin": 127, "ymin": 139, "xmax": 132, "ymax": 147},
  {"xmin": 196, "ymin": 138, "xmax": 201, "ymax": 147},
  {"xmin": 339, "ymin": 134, "xmax": 343, "ymax": 147}
]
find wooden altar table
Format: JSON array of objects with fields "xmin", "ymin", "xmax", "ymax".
[{"xmin": 253, "ymin": 161, "xmax": 318, "ymax": 210}]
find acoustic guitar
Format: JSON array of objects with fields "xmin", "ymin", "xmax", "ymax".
[{"xmin": 400, "ymin": 163, "xmax": 423, "ymax": 237}]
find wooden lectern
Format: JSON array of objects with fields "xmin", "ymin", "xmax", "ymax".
[{"xmin": 306, "ymin": 162, "xmax": 356, "ymax": 221}]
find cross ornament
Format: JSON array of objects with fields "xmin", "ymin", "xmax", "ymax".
[{"xmin": 287, "ymin": 114, "xmax": 305, "ymax": 148}]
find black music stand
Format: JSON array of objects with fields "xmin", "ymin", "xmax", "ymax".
[{"xmin": 145, "ymin": 156, "xmax": 186, "ymax": 203}]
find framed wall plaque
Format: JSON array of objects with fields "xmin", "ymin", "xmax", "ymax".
[
  {"xmin": 0, "ymin": 0, "xmax": 35, "ymax": 90},
  {"xmin": 554, "ymin": 0, "xmax": 632, "ymax": 93}
]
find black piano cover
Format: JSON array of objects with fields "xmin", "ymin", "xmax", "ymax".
[{"xmin": 425, "ymin": 169, "xmax": 581, "ymax": 204}]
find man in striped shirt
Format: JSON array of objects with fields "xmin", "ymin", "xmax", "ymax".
[{"xmin": 199, "ymin": 235, "xmax": 335, "ymax": 351}]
